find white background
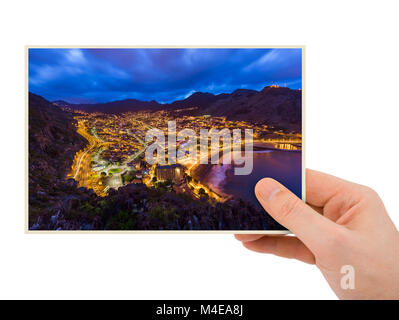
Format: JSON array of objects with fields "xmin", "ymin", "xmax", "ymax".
[{"xmin": 0, "ymin": 0, "xmax": 398, "ymax": 300}]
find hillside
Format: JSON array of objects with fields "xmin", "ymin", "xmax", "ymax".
[
  {"xmin": 202, "ymin": 86, "xmax": 302, "ymax": 131},
  {"xmin": 167, "ymin": 91, "xmax": 226, "ymax": 110},
  {"xmin": 29, "ymin": 93, "xmax": 93, "ymax": 229},
  {"xmin": 29, "ymin": 93, "xmax": 88, "ymax": 180}
]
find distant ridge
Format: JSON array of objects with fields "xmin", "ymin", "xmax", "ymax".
[
  {"xmin": 56, "ymin": 98, "xmax": 162, "ymax": 113},
  {"xmin": 48, "ymin": 85, "xmax": 301, "ymax": 131}
]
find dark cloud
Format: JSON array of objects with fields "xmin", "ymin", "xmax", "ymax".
[{"xmin": 28, "ymin": 48, "xmax": 302, "ymax": 103}]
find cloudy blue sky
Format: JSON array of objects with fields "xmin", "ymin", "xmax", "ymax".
[{"xmin": 28, "ymin": 48, "xmax": 302, "ymax": 104}]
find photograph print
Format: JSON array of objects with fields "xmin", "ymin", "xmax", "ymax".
[{"xmin": 28, "ymin": 47, "xmax": 303, "ymax": 231}]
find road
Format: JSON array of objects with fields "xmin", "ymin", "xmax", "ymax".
[
  {"xmin": 70, "ymin": 120, "xmax": 148, "ymax": 193},
  {"xmin": 70, "ymin": 121, "xmax": 106, "ymax": 188}
]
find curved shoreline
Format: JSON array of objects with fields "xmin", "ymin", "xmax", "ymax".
[{"xmin": 253, "ymin": 142, "xmax": 301, "ymax": 152}]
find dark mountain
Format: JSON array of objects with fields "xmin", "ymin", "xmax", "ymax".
[
  {"xmin": 52, "ymin": 100, "xmax": 72, "ymax": 108},
  {"xmin": 64, "ymin": 98, "xmax": 162, "ymax": 114},
  {"xmin": 29, "ymin": 93, "xmax": 96, "ymax": 229},
  {"xmin": 201, "ymin": 86, "xmax": 302, "ymax": 131},
  {"xmin": 198, "ymin": 88, "xmax": 258, "ymax": 117},
  {"xmin": 61, "ymin": 92, "xmax": 224, "ymax": 113},
  {"xmin": 230, "ymin": 88, "xmax": 258, "ymax": 98},
  {"xmin": 167, "ymin": 91, "xmax": 225, "ymax": 110},
  {"xmin": 29, "ymin": 93, "xmax": 87, "ymax": 174}
]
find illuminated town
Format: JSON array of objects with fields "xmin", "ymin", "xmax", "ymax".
[{"xmin": 66, "ymin": 108, "xmax": 302, "ymax": 201}]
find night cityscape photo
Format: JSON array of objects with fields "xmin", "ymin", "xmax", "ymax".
[{"xmin": 28, "ymin": 47, "xmax": 303, "ymax": 231}]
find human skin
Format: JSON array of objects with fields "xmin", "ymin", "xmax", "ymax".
[{"xmin": 235, "ymin": 169, "xmax": 399, "ymax": 299}]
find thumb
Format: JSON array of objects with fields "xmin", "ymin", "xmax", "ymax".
[{"xmin": 255, "ymin": 178, "xmax": 338, "ymax": 250}]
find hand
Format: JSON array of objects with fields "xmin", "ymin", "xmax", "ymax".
[{"xmin": 235, "ymin": 169, "xmax": 399, "ymax": 299}]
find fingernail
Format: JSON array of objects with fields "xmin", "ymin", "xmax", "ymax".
[{"xmin": 256, "ymin": 178, "xmax": 281, "ymax": 201}]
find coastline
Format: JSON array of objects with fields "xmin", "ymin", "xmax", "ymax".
[
  {"xmin": 253, "ymin": 142, "xmax": 301, "ymax": 152},
  {"xmin": 190, "ymin": 147, "xmax": 301, "ymax": 206},
  {"xmin": 191, "ymin": 163, "xmax": 231, "ymax": 199}
]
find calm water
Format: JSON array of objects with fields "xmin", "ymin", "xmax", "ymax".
[{"xmin": 203, "ymin": 150, "xmax": 302, "ymax": 209}]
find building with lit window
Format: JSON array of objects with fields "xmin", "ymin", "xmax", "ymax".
[{"xmin": 155, "ymin": 164, "xmax": 183, "ymax": 182}]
